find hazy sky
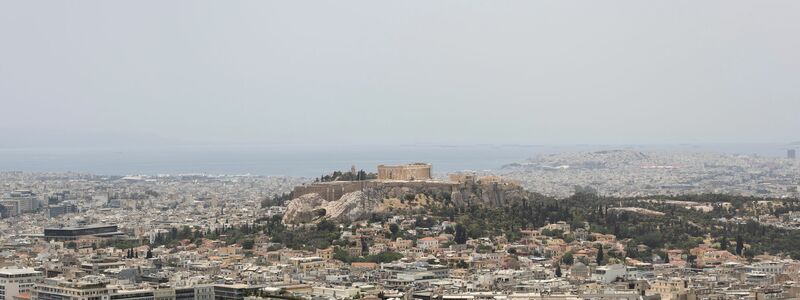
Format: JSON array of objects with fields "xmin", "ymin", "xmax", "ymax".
[{"xmin": 1, "ymin": 1, "xmax": 798, "ymax": 148}]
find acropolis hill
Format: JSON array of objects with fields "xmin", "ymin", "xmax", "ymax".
[{"xmin": 284, "ymin": 163, "xmax": 527, "ymax": 224}]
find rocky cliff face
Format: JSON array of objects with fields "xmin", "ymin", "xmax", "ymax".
[
  {"xmin": 282, "ymin": 181, "xmax": 529, "ymax": 224},
  {"xmin": 282, "ymin": 191, "xmax": 381, "ymax": 224},
  {"xmin": 323, "ymin": 191, "xmax": 381, "ymax": 223},
  {"xmin": 282, "ymin": 193, "xmax": 328, "ymax": 224}
]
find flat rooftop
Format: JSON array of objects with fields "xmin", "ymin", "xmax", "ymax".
[
  {"xmin": 44, "ymin": 224, "xmax": 116, "ymax": 230},
  {"xmin": 0, "ymin": 268, "xmax": 41, "ymax": 275}
]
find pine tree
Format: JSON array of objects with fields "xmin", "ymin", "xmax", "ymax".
[
  {"xmin": 555, "ymin": 264, "xmax": 562, "ymax": 278},
  {"xmin": 720, "ymin": 236, "xmax": 728, "ymax": 250},
  {"xmin": 455, "ymin": 224, "xmax": 468, "ymax": 244},
  {"xmin": 146, "ymin": 248, "xmax": 153, "ymax": 259},
  {"xmin": 596, "ymin": 245, "xmax": 604, "ymax": 265},
  {"xmin": 736, "ymin": 235, "xmax": 744, "ymax": 255}
]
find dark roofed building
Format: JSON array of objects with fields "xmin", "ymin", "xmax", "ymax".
[{"xmin": 43, "ymin": 225, "xmax": 123, "ymax": 241}]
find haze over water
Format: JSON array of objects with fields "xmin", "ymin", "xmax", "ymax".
[{"xmin": 0, "ymin": 143, "xmax": 790, "ymax": 177}]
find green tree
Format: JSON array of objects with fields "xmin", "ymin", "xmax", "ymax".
[
  {"xmin": 317, "ymin": 219, "xmax": 336, "ymax": 232},
  {"xmin": 596, "ymin": 245, "xmax": 605, "ymax": 265},
  {"xmin": 455, "ymin": 224, "xmax": 468, "ymax": 244},
  {"xmin": 332, "ymin": 248, "xmax": 351, "ymax": 262},
  {"xmin": 562, "ymin": 252, "xmax": 574, "ymax": 265},
  {"xmin": 736, "ymin": 235, "xmax": 744, "ymax": 255},
  {"xmin": 555, "ymin": 264, "xmax": 562, "ymax": 278},
  {"xmin": 242, "ymin": 239, "xmax": 255, "ymax": 250},
  {"xmin": 368, "ymin": 252, "xmax": 403, "ymax": 263},
  {"xmin": 687, "ymin": 254, "xmax": 698, "ymax": 269}
]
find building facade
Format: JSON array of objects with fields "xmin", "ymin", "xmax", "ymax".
[
  {"xmin": 377, "ymin": 163, "xmax": 432, "ymax": 181},
  {"xmin": 0, "ymin": 269, "xmax": 43, "ymax": 300},
  {"xmin": 33, "ymin": 277, "xmax": 112, "ymax": 300}
]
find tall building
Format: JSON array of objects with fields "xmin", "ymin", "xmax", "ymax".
[
  {"xmin": 4, "ymin": 190, "xmax": 41, "ymax": 214},
  {"xmin": 789, "ymin": 149, "xmax": 797, "ymax": 159},
  {"xmin": 47, "ymin": 203, "xmax": 78, "ymax": 218},
  {"xmin": 0, "ymin": 201, "xmax": 19, "ymax": 218},
  {"xmin": 0, "ymin": 268, "xmax": 43, "ymax": 300}
]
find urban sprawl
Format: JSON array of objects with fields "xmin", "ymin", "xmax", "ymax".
[{"xmin": 2, "ymin": 150, "xmax": 800, "ymax": 300}]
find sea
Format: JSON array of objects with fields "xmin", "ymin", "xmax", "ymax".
[{"xmin": 0, "ymin": 143, "xmax": 792, "ymax": 177}]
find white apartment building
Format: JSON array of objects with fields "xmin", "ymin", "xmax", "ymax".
[
  {"xmin": 591, "ymin": 264, "xmax": 626, "ymax": 284},
  {"xmin": 32, "ymin": 277, "xmax": 112, "ymax": 300},
  {"xmin": 0, "ymin": 268, "xmax": 43, "ymax": 300}
]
